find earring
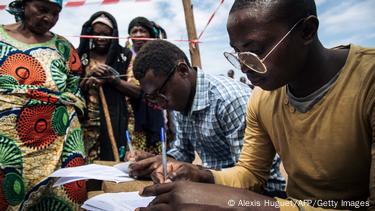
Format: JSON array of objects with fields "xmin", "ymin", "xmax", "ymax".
[
  {"xmin": 81, "ymin": 53, "xmax": 89, "ymax": 66},
  {"xmin": 89, "ymin": 39, "xmax": 95, "ymax": 50}
]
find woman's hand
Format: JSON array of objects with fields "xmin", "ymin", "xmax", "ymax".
[
  {"xmin": 80, "ymin": 64, "xmax": 121, "ymax": 91},
  {"xmin": 80, "ymin": 74, "xmax": 104, "ymax": 91},
  {"xmin": 91, "ymin": 64, "xmax": 121, "ymax": 86}
]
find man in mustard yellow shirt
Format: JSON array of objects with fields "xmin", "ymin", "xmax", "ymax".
[{"xmin": 135, "ymin": 0, "xmax": 375, "ymax": 210}]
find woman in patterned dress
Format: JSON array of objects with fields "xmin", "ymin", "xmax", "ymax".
[{"xmin": 0, "ymin": 0, "xmax": 87, "ymax": 210}]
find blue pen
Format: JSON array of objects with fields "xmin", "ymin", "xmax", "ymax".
[
  {"xmin": 161, "ymin": 127, "xmax": 167, "ymax": 179},
  {"xmin": 126, "ymin": 130, "xmax": 134, "ymax": 153}
]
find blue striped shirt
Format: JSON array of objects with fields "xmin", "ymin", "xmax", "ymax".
[{"xmin": 168, "ymin": 71, "xmax": 286, "ymax": 192}]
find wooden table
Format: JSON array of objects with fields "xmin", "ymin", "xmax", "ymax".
[{"xmin": 102, "ymin": 180, "xmax": 153, "ymax": 193}]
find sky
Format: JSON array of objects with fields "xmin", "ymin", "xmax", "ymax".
[{"xmin": 1, "ymin": 0, "xmax": 374, "ymax": 81}]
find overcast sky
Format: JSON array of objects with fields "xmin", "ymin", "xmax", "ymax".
[{"xmin": 1, "ymin": 0, "xmax": 374, "ymax": 81}]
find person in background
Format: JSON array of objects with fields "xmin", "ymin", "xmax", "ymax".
[
  {"xmin": 137, "ymin": 0, "xmax": 375, "ymax": 210},
  {"xmin": 240, "ymin": 76, "xmax": 254, "ymax": 89},
  {"xmin": 227, "ymin": 69, "xmax": 235, "ymax": 79},
  {"xmin": 239, "ymin": 76, "xmax": 247, "ymax": 84},
  {"xmin": 0, "ymin": 0, "xmax": 87, "ymax": 209},
  {"xmin": 78, "ymin": 11, "xmax": 138, "ymax": 162},
  {"xmin": 125, "ymin": 17, "xmax": 167, "ymax": 155},
  {"xmin": 129, "ymin": 40, "xmax": 286, "ymax": 198}
]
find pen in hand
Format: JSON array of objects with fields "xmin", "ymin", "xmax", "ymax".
[
  {"xmin": 126, "ymin": 130, "xmax": 135, "ymax": 162},
  {"xmin": 161, "ymin": 127, "xmax": 167, "ymax": 180}
]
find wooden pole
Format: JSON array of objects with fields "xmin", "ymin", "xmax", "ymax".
[
  {"xmin": 98, "ymin": 86, "xmax": 120, "ymax": 162},
  {"xmin": 182, "ymin": 0, "xmax": 202, "ymax": 69}
]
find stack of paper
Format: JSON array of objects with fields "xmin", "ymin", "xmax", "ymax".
[
  {"xmin": 49, "ymin": 163, "xmax": 134, "ymax": 186},
  {"xmin": 82, "ymin": 192, "xmax": 155, "ymax": 211}
]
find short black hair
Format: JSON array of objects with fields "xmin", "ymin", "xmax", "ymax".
[
  {"xmin": 229, "ymin": 0, "xmax": 317, "ymax": 27},
  {"xmin": 133, "ymin": 40, "xmax": 191, "ymax": 80}
]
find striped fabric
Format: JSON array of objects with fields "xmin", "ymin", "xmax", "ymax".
[{"xmin": 167, "ymin": 71, "xmax": 286, "ymax": 193}]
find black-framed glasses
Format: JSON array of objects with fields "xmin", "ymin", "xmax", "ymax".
[
  {"xmin": 224, "ymin": 18, "xmax": 305, "ymax": 74},
  {"xmin": 143, "ymin": 64, "xmax": 178, "ymax": 108}
]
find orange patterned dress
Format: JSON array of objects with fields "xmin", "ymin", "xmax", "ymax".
[{"xmin": 0, "ymin": 25, "xmax": 87, "ymax": 211}]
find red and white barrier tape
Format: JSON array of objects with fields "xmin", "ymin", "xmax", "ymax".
[
  {"xmin": 75, "ymin": 0, "xmax": 224, "ymax": 45},
  {"xmin": 0, "ymin": 0, "xmax": 223, "ymax": 45},
  {"xmin": 197, "ymin": 0, "xmax": 224, "ymax": 40},
  {"xmin": 69, "ymin": 35, "xmax": 201, "ymax": 44},
  {"xmin": 0, "ymin": 0, "xmax": 149, "ymax": 10}
]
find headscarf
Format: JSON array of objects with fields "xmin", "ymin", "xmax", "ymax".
[
  {"xmin": 77, "ymin": 11, "xmax": 133, "ymax": 161},
  {"xmin": 128, "ymin": 16, "xmax": 159, "ymax": 38},
  {"xmin": 92, "ymin": 14, "xmax": 114, "ymax": 29},
  {"xmin": 7, "ymin": 0, "xmax": 63, "ymax": 22},
  {"xmin": 126, "ymin": 17, "xmax": 167, "ymax": 50},
  {"xmin": 151, "ymin": 21, "xmax": 167, "ymax": 39}
]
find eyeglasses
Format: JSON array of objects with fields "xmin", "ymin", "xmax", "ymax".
[
  {"xmin": 224, "ymin": 19, "xmax": 304, "ymax": 74},
  {"xmin": 143, "ymin": 64, "xmax": 177, "ymax": 108}
]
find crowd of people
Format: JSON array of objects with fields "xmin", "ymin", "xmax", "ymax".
[{"xmin": 0, "ymin": 0, "xmax": 374, "ymax": 210}]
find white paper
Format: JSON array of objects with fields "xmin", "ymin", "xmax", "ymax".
[
  {"xmin": 54, "ymin": 177, "xmax": 87, "ymax": 187},
  {"xmin": 81, "ymin": 204, "xmax": 107, "ymax": 211},
  {"xmin": 113, "ymin": 162, "xmax": 130, "ymax": 174},
  {"xmin": 50, "ymin": 164, "xmax": 128, "ymax": 177},
  {"xmin": 49, "ymin": 164, "xmax": 134, "ymax": 187},
  {"xmin": 82, "ymin": 192, "xmax": 155, "ymax": 211}
]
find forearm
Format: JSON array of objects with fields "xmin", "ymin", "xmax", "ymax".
[
  {"xmin": 210, "ymin": 165, "xmax": 265, "ymax": 192},
  {"xmin": 141, "ymin": 181, "xmax": 278, "ymax": 211},
  {"xmin": 196, "ymin": 168, "xmax": 215, "ymax": 183},
  {"xmin": 111, "ymin": 79, "xmax": 141, "ymax": 98},
  {"xmin": 187, "ymin": 182, "xmax": 278, "ymax": 211}
]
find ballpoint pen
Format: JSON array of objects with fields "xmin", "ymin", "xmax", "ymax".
[
  {"xmin": 161, "ymin": 127, "xmax": 167, "ymax": 180},
  {"xmin": 126, "ymin": 130, "xmax": 134, "ymax": 153},
  {"xmin": 126, "ymin": 130, "xmax": 136, "ymax": 177}
]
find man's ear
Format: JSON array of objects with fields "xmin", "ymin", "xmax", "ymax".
[
  {"xmin": 300, "ymin": 15, "xmax": 319, "ymax": 45},
  {"xmin": 176, "ymin": 63, "xmax": 190, "ymax": 78}
]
